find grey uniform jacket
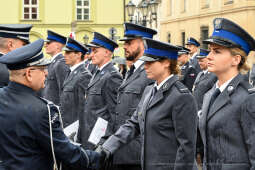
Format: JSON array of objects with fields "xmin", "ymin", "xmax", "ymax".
[
  {"xmin": 192, "ymin": 72, "xmax": 217, "ymax": 111},
  {"xmin": 180, "ymin": 62, "xmax": 198, "ymax": 91},
  {"xmin": 84, "ymin": 59, "xmax": 97, "ymax": 75},
  {"xmin": 0, "ymin": 53, "xmax": 9, "ymax": 88},
  {"xmin": 199, "ymin": 74, "xmax": 253, "ymax": 170},
  {"xmin": 60, "ymin": 63, "xmax": 92, "ymax": 128},
  {"xmin": 43, "ymin": 54, "xmax": 69, "ymax": 105},
  {"xmin": 79, "ymin": 62, "xmax": 122, "ymax": 149},
  {"xmin": 113, "ymin": 64, "xmax": 153, "ymax": 165},
  {"xmin": 103, "ymin": 75, "xmax": 198, "ymax": 170}
]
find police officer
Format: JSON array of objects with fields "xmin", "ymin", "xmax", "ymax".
[
  {"xmin": 60, "ymin": 38, "xmax": 92, "ymax": 129},
  {"xmin": 84, "ymin": 46, "xmax": 97, "ymax": 74},
  {"xmin": 78, "ymin": 32, "xmax": 123, "ymax": 150},
  {"xmin": 0, "ymin": 24, "xmax": 32, "ymax": 88},
  {"xmin": 99, "ymin": 38, "xmax": 198, "ymax": 170},
  {"xmin": 186, "ymin": 37, "xmax": 201, "ymax": 72},
  {"xmin": 192, "ymin": 49, "xmax": 217, "ymax": 111},
  {"xmin": 109, "ymin": 23, "xmax": 156, "ymax": 170},
  {"xmin": 199, "ymin": 18, "xmax": 255, "ymax": 170},
  {"xmin": 178, "ymin": 47, "xmax": 198, "ymax": 91},
  {"xmin": 43, "ymin": 30, "xmax": 69, "ymax": 105},
  {"xmin": 0, "ymin": 39, "xmax": 101, "ymax": 170}
]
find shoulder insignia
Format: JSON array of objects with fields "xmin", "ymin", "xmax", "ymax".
[{"xmin": 175, "ymin": 81, "xmax": 190, "ymax": 93}]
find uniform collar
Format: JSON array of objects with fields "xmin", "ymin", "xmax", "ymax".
[
  {"xmin": 154, "ymin": 74, "xmax": 174, "ymax": 90},
  {"xmin": 70, "ymin": 61, "xmax": 83, "ymax": 72},
  {"xmin": 99, "ymin": 61, "xmax": 111, "ymax": 71},
  {"xmin": 133, "ymin": 60, "xmax": 144, "ymax": 72},
  {"xmin": 216, "ymin": 75, "xmax": 236, "ymax": 92},
  {"xmin": 191, "ymin": 52, "xmax": 198, "ymax": 59},
  {"xmin": 8, "ymin": 81, "xmax": 36, "ymax": 94},
  {"xmin": 51, "ymin": 52, "xmax": 62, "ymax": 61}
]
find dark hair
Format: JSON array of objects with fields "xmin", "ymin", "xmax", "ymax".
[
  {"xmin": 159, "ymin": 59, "xmax": 180, "ymax": 75},
  {"xmin": 74, "ymin": 51, "xmax": 84, "ymax": 60}
]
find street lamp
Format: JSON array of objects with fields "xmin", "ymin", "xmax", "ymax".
[
  {"xmin": 125, "ymin": 1, "xmax": 136, "ymax": 22},
  {"xmin": 148, "ymin": 0, "xmax": 159, "ymax": 26},
  {"xmin": 83, "ymin": 34, "xmax": 89, "ymax": 45},
  {"xmin": 138, "ymin": 1, "xmax": 149, "ymax": 26}
]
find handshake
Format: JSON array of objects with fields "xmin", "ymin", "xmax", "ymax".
[{"xmin": 87, "ymin": 145, "xmax": 113, "ymax": 170}]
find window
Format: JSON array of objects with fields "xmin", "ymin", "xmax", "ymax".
[
  {"xmin": 181, "ymin": 32, "xmax": 185, "ymax": 46},
  {"xmin": 200, "ymin": 26, "xmax": 209, "ymax": 49},
  {"xmin": 167, "ymin": 33, "xmax": 171, "ymax": 43},
  {"xmin": 76, "ymin": 0, "xmax": 90, "ymax": 21},
  {"xmin": 181, "ymin": 0, "xmax": 187, "ymax": 13},
  {"xmin": 23, "ymin": 0, "xmax": 39, "ymax": 20},
  {"xmin": 224, "ymin": 0, "xmax": 234, "ymax": 5}
]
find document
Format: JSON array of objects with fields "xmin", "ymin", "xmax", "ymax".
[
  {"xmin": 64, "ymin": 120, "xmax": 79, "ymax": 141},
  {"xmin": 88, "ymin": 117, "xmax": 108, "ymax": 145}
]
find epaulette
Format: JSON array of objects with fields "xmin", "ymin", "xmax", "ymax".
[
  {"xmin": 174, "ymin": 81, "xmax": 190, "ymax": 93},
  {"xmin": 248, "ymin": 87, "xmax": 255, "ymax": 94}
]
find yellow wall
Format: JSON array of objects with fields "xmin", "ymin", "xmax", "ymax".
[{"xmin": 0, "ymin": 0, "xmax": 126, "ymax": 57}]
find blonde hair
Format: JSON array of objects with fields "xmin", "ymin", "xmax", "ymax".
[{"xmin": 229, "ymin": 48, "xmax": 250, "ymax": 73}]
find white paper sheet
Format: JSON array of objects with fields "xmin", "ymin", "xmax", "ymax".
[
  {"xmin": 88, "ymin": 117, "xmax": 108, "ymax": 145},
  {"xmin": 64, "ymin": 120, "xmax": 79, "ymax": 141}
]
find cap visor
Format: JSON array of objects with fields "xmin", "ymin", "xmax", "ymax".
[
  {"xmin": 203, "ymin": 38, "xmax": 232, "ymax": 48},
  {"xmin": 196, "ymin": 55, "xmax": 206, "ymax": 59},
  {"xmin": 139, "ymin": 55, "xmax": 159, "ymax": 62},
  {"xmin": 34, "ymin": 58, "xmax": 52, "ymax": 66},
  {"xmin": 62, "ymin": 46, "xmax": 75, "ymax": 52}
]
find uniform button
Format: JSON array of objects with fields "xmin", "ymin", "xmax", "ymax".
[
  {"xmin": 118, "ymin": 100, "xmax": 120, "ymax": 104},
  {"xmin": 115, "ymin": 112, "xmax": 119, "ymax": 115}
]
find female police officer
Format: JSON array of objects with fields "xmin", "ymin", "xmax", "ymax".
[
  {"xmin": 98, "ymin": 38, "xmax": 198, "ymax": 170},
  {"xmin": 199, "ymin": 18, "xmax": 255, "ymax": 170}
]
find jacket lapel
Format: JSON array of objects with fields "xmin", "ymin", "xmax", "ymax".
[
  {"xmin": 147, "ymin": 76, "xmax": 178, "ymax": 110},
  {"xmin": 63, "ymin": 64, "xmax": 83, "ymax": 87},
  {"xmin": 206, "ymin": 74, "xmax": 243, "ymax": 121},
  {"xmin": 119, "ymin": 64, "xmax": 144, "ymax": 89}
]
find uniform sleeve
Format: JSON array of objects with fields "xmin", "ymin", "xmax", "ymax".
[
  {"xmin": 172, "ymin": 93, "xmax": 198, "ymax": 170},
  {"xmin": 54, "ymin": 60, "xmax": 69, "ymax": 99},
  {"xmin": 36, "ymin": 104, "xmax": 100, "ymax": 170},
  {"xmin": 240, "ymin": 95, "xmax": 255, "ymax": 169},
  {"xmin": 102, "ymin": 107, "xmax": 141, "ymax": 153},
  {"xmin": 102, "ymin": 72, "xmax": 123, "ymax": 137}
]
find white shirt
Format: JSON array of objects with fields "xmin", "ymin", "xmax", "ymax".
[
  {"xmin": 203, "ymin": 69, "xmax": 208, "ymax": 75},
  {"xmin": 133, "ymin": 60, "xmax": 144, "ymax": 72},
  {"xmin": 99, "ymin": 61, "xmax": 111, "ymax": 71},
  {"xmin": 216, "ymin": 76, "xmax": 235, "ymax": 92},
  {"xmin": 70, "ymin": 62, "xmax": 84, "ymax": 72},
  {"xmin": 51, "ymin": 52, "xmax": 62, "ymax": 62},
  {"xmin": 155, "ymin": 74, "xmax": 174, "ymax": 91}
]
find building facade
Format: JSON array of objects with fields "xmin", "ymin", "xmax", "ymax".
[
  {"xmin": 160, "ymin": 0, "xmax": 255, "ymax": 49},
  {"xmin": 0, "ymin": 0, "xmax": 126, "ymax": 56}
]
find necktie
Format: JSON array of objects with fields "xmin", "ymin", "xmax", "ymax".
[
  {"xmin": 91, "ymin": 69, "xmax": 100, "ymax": 81},
  {"xmin": 126, "ymin": 65, "xmax": 135, "ymax": 79},
  {"xmin": 65, "ymin": 69, "xmax": 71, "ymax": 80},
  {"xmin": 208, "ymin": 88, "xmax": 220, "ymax": 111}
]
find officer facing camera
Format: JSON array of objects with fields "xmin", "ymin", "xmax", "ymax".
[{"xmin": 0, "ymin": 39, "xmax": 101, "ymax": 170}]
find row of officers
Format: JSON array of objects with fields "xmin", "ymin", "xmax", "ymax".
[{"xmin": 0, "ymin": 17, "xmax": 255, "ymax": 170}]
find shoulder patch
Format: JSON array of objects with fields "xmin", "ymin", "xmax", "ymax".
[{"xmin": 174, "ymin": 81, "xmax": 190, "ymax": 93}]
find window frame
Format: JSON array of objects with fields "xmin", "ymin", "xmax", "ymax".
[
  {"xmin": 23, "ymin": 0, "xmax": 39, "ymax": 20},
  {"xmin": 76, "ymin": 0, "xmax": 90, "ymax": 21}
]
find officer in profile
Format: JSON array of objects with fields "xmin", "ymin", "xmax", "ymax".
[
  {"xmin": 0, "ymin": 24, "xmax": 32, "ymax": 88},
  {"xmin": 78, "ymin": 32, "xmax": 122, "ymax": 150},
  {"xmin": 43, "ymin": 30, "xmax": 69, "ymax": 105},
  {"xmin": 98, "ymin": 38, "xmax": 198, "ymax": 170},
  {"xmin": 109, "ymin": 23, "xmax": 157, "ymax": 170},
  {"xmin": 60, "ymin": 38, "xmax": 92, "ymax": 128},
  {"xmin": 178, "ymin": 47, "xmax": 198, "ymax": 91},
  {"xmin": 200, "ymin": 18, "xmax": 255, "ymax": 170},
  {"xmin": 192, "ymin": 49, "xmax": 217, "ymax": 111},
  {"xmin": 84, "ymin": 46, "xmax": 97, "ymax": 74},
  {"xmin": 186, "ymin": 37, "xmax": 201, "ymax": 72},
  {"xmin": 0, "ymin": 39, "xmax": 101, "ymax": 170}
]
